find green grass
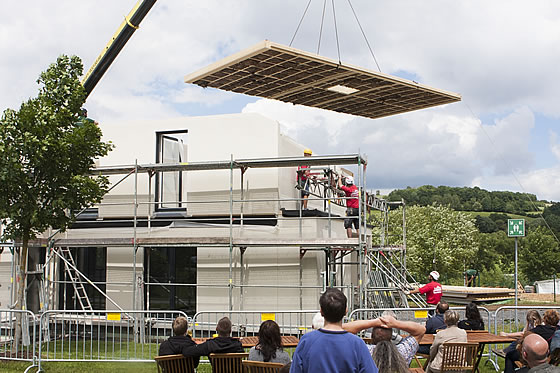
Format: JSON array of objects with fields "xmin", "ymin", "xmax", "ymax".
[{"xmin": 0, "ymin": 360, "xmax": 214, "ymax": 372}]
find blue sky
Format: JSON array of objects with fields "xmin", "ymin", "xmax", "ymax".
[{"xmin": 1, "ymin": 0, "xmax": 560, "ymax": 200}]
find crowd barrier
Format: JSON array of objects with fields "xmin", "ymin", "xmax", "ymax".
[
  {"xmin": 0, "ymin": 305, "xmax": 558, "ymax": 371},
  {"xmin": 191, "ymin": 310, "xmax": 320, "ymax": 338},
  {"xmin": 36, "ymin": 310, "xmax": 187, "ymax": 371}
]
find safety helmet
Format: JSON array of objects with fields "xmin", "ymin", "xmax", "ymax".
[
  {"xmin": 304, "ymin": 148, "xmax": 312, "ymax": 155},
  {"xmin": 430, "ymin": 271, "xmax": 440, "ymax": 281},
  {"xmin": 345, "ymin": 176, "xmax": 354, "ymax": 185}
]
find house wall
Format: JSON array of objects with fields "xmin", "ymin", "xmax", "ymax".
[{"xmin": 39, "ymin": 113, "xmax": 356, "ymax": 313}]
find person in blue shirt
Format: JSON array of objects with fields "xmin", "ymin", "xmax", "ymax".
[{"xmin": 291, "ymin": 288, "xmax": 377, "ymax": 373}]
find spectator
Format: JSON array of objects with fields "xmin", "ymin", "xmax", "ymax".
[
  {"xmin": 417, "ymin": 301, "xmax": 449, "ymax": 355},
  {"xmin": 248, "ymin": 320, "xmax": 291, "ymax": 364},
  {"xmin": 345, "ymin": 314, "xmax": 425, "ymax": 366},
  {"xmin": 312, "ymin": 312, "xmax": 324, "ymax": 330},
  {"xmin": 407, "ymin": 271, "xmax": 442, "ymax": 309},
  {"xmin": 372, "ymin": 340, "xmax": 409, "ymax": 373},
  {"xmin": 338, "ymin": 175, "xmax": 359, "ymax": 238},
  {"xmin": 159, "ymin": 316, "xmax": 200, "ymax": 366},
  {"xmin": 182, "ymin": 317, "xmax": 243, "ymax": 358},
  {"xmin": 297, "ymin": 149, "xmax": 312, "ymax": 209},
  {"xmin": 458, "ymin": 302, "xmax": 485, "ymax": 331},
  {"xmin": 504, "ymin": 310, "xmax": 559, "ymax": 373},
  {"xmin": 344, "ymin": 314, "xmax": 426, "ymax": 366},
  {"xmin": 291, "ymin": 288, "xmax": 377, "ymax": 373},
  {"xmin": 519, "ymin": 333, "xmax": 560, "ymax": 373},
  {"xmin": 426, "ymin": 310, "xmax": 467, "ymax": 373}
]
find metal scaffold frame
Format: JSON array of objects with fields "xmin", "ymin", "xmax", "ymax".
[{"xmin": 7, "ymin": 153, "xmax": 420, "ymax": 315}]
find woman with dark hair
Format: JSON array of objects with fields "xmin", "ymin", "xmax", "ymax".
[
  {"xmin": 371, "ymin": 340, "xmax": 409, "ymax": 373},
  {"xmin": 248, "ymin": 320, "xmax": 291, "ymax": 364},
  {"xmin": 458, "ymin": 302, "xmax": 485, "ymax": 330}
]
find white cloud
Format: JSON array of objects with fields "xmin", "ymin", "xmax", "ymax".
[{"xmin": 2, "ymin": 0, "xmax": 560, "ymax": 200}]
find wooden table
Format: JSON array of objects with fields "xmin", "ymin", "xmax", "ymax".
[
  {"xmin": 419, "ymin": 331, "xmax": 514, "ymax": 372},
  {"xmin": 193, "ymin": 335, "xmax": 300, "ymax": 348}
]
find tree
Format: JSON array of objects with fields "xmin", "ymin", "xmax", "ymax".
[
  {"xmin": 520, "ymin": 226, "xmax": 560, "ymax": 283},
  {"xmin": 378, "ymin": 205, "xmax": 479, "ymax": 282},
  {"xmin": 0, "ymin": 55, "xmax": 112, "ymax": 342}
]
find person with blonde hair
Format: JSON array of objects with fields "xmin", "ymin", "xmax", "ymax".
[{"xmin": 426, "ymin": 310, "xmax": 467, "ymax": 373}]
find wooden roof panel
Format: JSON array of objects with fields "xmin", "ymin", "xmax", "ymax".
[{"xmin": 185, "ymin": 41, "xmax": 461, "ymax": 119}]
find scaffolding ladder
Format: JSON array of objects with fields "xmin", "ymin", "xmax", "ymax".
[
  {"xmin": 57, "ymin": 247, "xmax": 93, "ymax": 311},
  {"xmin": 365, "ymin": 249, "xmax": 427, "ymax": 308}
]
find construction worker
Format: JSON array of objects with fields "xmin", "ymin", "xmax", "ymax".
[
  {"xmin": 338, "ymin": 175, "xmax": 359, "ymax": 238},
  {"xmin": 297, "ymin": 149, "xmax": 312, "ymax": 209},
  {"xmin": 406, "ymin": 271, "xmax": 442, "ymax": 309}
]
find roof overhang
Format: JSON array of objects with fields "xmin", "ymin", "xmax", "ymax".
[{"xmin": 184, "ymin": 40, "xmax": 461, "ymax": 120}]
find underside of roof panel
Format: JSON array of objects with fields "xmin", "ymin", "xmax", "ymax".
[{"xmin": 184, "ymin": 40, "xmax": 461, "ymax": 120}]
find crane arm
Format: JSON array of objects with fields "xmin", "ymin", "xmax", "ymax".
[{"xmin": 82, "ymin": 0, "xmax": 158, "ymax": 98}]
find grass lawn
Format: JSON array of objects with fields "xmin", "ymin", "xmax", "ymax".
[{"xmin": 0, "ymin": 360, "xmax": 214, "ymax": 372}]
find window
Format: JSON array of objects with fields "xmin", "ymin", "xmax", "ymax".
[
  {"xmin": 145, "ymin": 247, "xmax": 196, "ymax": 315},
  {"xmin": 155, "ymin": 130, "xmax": 188, "ymax": 211},
  {"xmin": 58, "ymin": 247, "xmax": 107, "ymax": 310}
]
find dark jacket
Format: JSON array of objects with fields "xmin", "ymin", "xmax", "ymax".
[
  {"xmin": 458, "ymin": 319, "xmax": 485, "ymax": 331},
  {"xmin": 182, "ymin": 336, "xmax": 244, "ymax": 357},
  {"xmin": 425, "ymin": 313, "xmax": 446, "ymax": 334},
  {"xmin": 159, "ymin": 335, "xmax": 200, "ymax": 366}
]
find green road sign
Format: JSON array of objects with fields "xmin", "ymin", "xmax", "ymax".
[{"xmin": 508, "ymin": 219, "xmax": 525, "ymax": 237}]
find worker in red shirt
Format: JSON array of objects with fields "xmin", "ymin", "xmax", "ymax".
[
  {"xmin": 338, "ymin": 175, "xmax": 359, "ymax": 238},
  {"xmin": 407, "ymin": 271, "xmax": 442, "ymax": 307}
]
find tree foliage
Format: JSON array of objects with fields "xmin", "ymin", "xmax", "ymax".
[
  {"xmin": 376, "ymin": 205, "xmax": 479, "ymax": 282},
  {"xmin": 388, "ymin": 185, "xmax": 539, "ymax": 215},
  {"xmin": 520, "ymin": 226, "xmax": 560, "ymax": 283},
  {"xmin": 0, "ymin": 55, "xmax": 112, "ymax": 241}
]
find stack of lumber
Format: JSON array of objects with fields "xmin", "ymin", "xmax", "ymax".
[{"xmin": 441, "ymin": 285, "xmax": 515, "ymax": 304}]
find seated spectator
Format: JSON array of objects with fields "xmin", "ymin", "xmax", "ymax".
[
  {"xmin": 426, "ymin": 310, "xmax": 467, "ymax": 373},
  {"xmin": 504, "ymin": 310, "xmax": 559, "ymax": 373},
  {"xmin": 500, "ymin": 310, "xmax": 542, "ymax": 355},
  {"xmin": 248, "ymin": 320, "xmax": 290, "ymax": 365},
  {"xmin": 343, "ymin": 313, "xmax": 426, "ymax": 366},
  {"xmin": 182, "ymin": 317, "xmax": 243, "ymax": 358},
  {"xmin": 291, "ymin": 288, "xmax": 377, "ymax": 372},
  {"xmin": 159, "ymin": 316, "xmax": 199, "ymax": 365},
  {"xmin": 518, "ymin": 333, "xmax": 560, "ymax": 373},
  {"xmin": 458, "ymin": 302, "xmax": 485, "ymax": 331},
  {"xmin": 372, "ymin": 340, "xmax": 409, "ymax": 373},
  {"xmin": 417, "ymin": 301, "xmax": 449, "ymax": 355},
  {"xmin": 312, "ymin": 312, "xmax": 325, "ymax": 330}
]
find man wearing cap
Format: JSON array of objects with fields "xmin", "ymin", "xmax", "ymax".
[
  {"xmin": 298, "ymin": 149, "xmax": 313, "ymax": 209},
  {"xmin": 407, "ymin": 271, "xmax": 442, "ymax": 308},
  {"xmin": 338, "ymin": 175, "xmax": 359, "ymax": 238}
]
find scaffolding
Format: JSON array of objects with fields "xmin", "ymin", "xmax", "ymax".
[{"xmin": 6, "ymin": 153, "xmax": 422, "ymax": 314}]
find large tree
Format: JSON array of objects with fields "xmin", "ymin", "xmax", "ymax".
[
  {"xmin": 0, "ymin": 55, "xmax": 112, "ymax": 325},
  {"xmin": 520, "ymin": 226, "xmax": 560, "ymax": 283},
  {"xmin": 375, "ymin": 204, "xmax": 479, "ymax": 282}
]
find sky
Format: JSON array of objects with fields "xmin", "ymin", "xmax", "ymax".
[{"xmin": 1, "ymin": 1, "xmax": 560, "ymax": 201}]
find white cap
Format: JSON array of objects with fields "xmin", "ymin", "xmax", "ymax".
[
  {"xmin": 345, "ymin": 176, "xmax": 354, "ymax": 185},
  {"xmin": 430, "ymin": 271, "xmax": 440, "ymax": 281}
]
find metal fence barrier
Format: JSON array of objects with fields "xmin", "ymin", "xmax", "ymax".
[
  {"xmin": 348, "ymin": 306, "xmax": 492, "ymax": 335},
  {"xmin": 191, "ymin": 310, "xmax": 320, "ymax": 338},
  {"xmin": 0, "ymin": 305, "xmax": 557, "ymax": 371},
  {"xmin": 36, "ymin": 309, "xmax": 188, "ymax": 371},
  {"xmin": 0, "ymin": 309, "xmax": 38, "ymax": 361}
]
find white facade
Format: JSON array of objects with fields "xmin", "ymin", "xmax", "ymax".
[{"xmin": 27, "ymin": 113, "xmax": 357, "ymax": 314}]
